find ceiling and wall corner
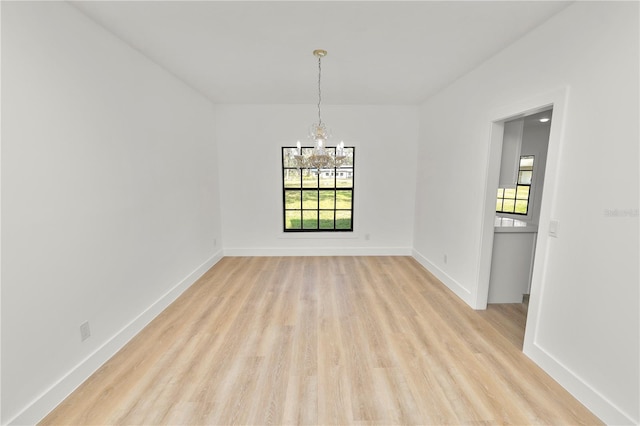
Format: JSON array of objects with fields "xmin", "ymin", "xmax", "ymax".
[{"xmin": 69, "ymin": 1, "xmax": 572, "ymax": 105}]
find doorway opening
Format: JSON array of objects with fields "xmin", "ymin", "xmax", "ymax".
[
  {"xmin": 475, "ymin": 88, "xmax": 568, "ymax": 353},
  {"xmin": 481, "ymin": 110, "xmax": 552, "ymax": 349}
]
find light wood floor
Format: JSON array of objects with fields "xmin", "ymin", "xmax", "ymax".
[
  {"xmin": 41, "ymin": 256, "xmax": 602, "ymax": 425},
  {"xmin": 478, "ymin": 299, "xmax": 529, "ymax": 350}
]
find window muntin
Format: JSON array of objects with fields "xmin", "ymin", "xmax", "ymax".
[
  {"xmin": 496, "ymin": 155, "xmax": 533, "ymax": 215},
  {"xmin": 282, "ymin": 147, "xmax": 355, "ymax": 232}
]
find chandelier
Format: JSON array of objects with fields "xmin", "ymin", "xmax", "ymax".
[{"xmin": 294, "ymin": 49, "xmax": 346, "ymax": 170}]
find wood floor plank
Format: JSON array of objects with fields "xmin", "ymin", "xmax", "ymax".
[{"xmin": 40, "ymin": 256, "xmax": 603, "ymax": 425}]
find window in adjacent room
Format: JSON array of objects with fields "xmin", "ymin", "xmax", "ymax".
[
  {"xmin": 496, "ymin": 155, "xmax": 533, "ymax": 215},
  {"xmin": 282, "ymin": 146, "xmax": 355, "ymax": 232}
]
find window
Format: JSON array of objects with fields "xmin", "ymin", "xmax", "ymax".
[
  {"xmin": 282, "ymin": 146, "xmax": 355, "ymax": 232},
  {"xmin": 496, "ymin": 155, "xmax": 533, "ymax": 215}
]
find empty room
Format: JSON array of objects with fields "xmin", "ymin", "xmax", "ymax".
[{"xmin": 1, "ymin": 1, "xmax": 638, "ymax": 425}]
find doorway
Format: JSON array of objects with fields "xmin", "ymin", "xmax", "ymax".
[
  {"xmin": 482, "ymin": 110, "xmax": 552, "ymax": 348},
  {"xmin": 475, "ymin": 88, "xmax": 569, "ymax": 354}
]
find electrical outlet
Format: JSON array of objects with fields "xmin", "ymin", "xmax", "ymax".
[
  {"xmin": 444, "ymin": 254, "xmax": 448, "ymax": 264},
  {"xmin": 80, "ymin": 321, "xmax": 91, "ymax": 342},
  {"xmin": 214, "ymin": 238, "xmax": 217, "ymax": 247}
]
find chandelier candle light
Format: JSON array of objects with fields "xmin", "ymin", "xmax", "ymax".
[{"xmin": 294, "ymin": 49, "xmax": 346, "ymax": 170}]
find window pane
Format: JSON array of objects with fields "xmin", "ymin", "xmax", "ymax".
[
  {"xmin": 319, "ymin": 211, "xmax": 334, "ymax": 229},
  {"xmin": 285, "ymin": 210, "xmax": 301, "ymax": 230},
  {"xmin": 518, "ymin": 171, "xmax": 532, "ymax": 185},
  {"xmin": 302, "ymin": 210, "xmax": 318, "ymax": 229},
  {"xmin": 497, "ymin": 188, "xmax": 504, "ymax": 198},
  {"xmin": 504, "ymin": 188, "xmax": 516, "ymax": 199},
  {"xmin": 516, "ymin": 185, "xmax": 530, "ymax": 200},
  {"xmin": 520, "ymin": 156, "xmax": 534, "ymax": 170},
  {"xmin": 502, "ymin": 199, "xmax": 515, "ymax": 213},
  {"xmin": 302, "ymin": 190, "xmax": 318, "ymax": 209},
  {"xmin": 284, "ymin": 168, "xmax": 301, "ymax": 188},
  {"xmin": 285, "ymin": 190, "xmax": 301, "ymax": 209},
  {"xmin": 336, "ymin": 167, "xmax": 353, "ymax": 188},
  {"xmin": 336, "ymin": 190, "xmax": 352, "ymax": 209},
  {"xmin": 496, "ymin": 199, "xmax": 503, "ymax": 211},
  {"xmin": 515, "ymin": 199, "xmax": 528, "ymax": 214},
  {"xmin": 339, "ymin": 148, "xmax": 354, "ymax": 167},
  {"xmin": 319, "ymin": 190, "xmax": 335, "ymax": 209},
  {"xmin": 302, "ymin": 170, "xmax": 318, "ymax": 188},
  {"xmin": 283, "ymin": 148, "xmax": 301, "ymax": 168},
  {"xmin": 336, "ymin": 211, "xmax": 352, "ymax": 229},
  {"xmin": 319, "ymin": 169, "xmax": 335, "ymax": 188}
]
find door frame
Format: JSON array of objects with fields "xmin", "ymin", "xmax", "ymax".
[{"xmin": 475, "ymin": 87, "xmax": 569, "ymax": 349}]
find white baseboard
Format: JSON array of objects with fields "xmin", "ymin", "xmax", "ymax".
[
  {"xmin": 223, "ymin": 246, "xmax": 413, "ymax": 256},
  {"xmin": 10, "ymin": 249, "xmax": 633, "ymax": 426},
  {"xmin": 524, "ymin": 338, "xmax": 637, "ymax": 425},
  {"xmin": 412, "ymin": 247, "xmax": 637, "ymax": 424},
  {"xmin": 412, "ymin": 247, "xmax": 635, "ymax": 424},
  {"xmin": 411, "ymin": 248, "xmax": 472, "ymax": 306},
  {"xmin": 7, "ymin": 250, "xmax": 223, "ymax": 426}
]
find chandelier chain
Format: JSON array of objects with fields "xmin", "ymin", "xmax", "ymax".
[
  {"xmin": 293, "ymin": 49, "xmax": 346, "ymax": 171},
  {"xmin": 317, "ymin": 56, "xmax": 322, "ymax": 125}
]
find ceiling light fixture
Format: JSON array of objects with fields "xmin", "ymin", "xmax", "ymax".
[
  {"xmin": 539, "ymin": 117, "xmax": 550, "ymax": 123},
  {"xmin": 294, "ymin": 49, "xmax": 346, "ymax": 169}
]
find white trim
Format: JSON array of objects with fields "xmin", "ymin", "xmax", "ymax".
[
  {"xmin": 471, "ymin": 86, "xmax": 569, "ymax": 309},
  {"xmin": 476, "ymin": 87, "xmax": 568, "ymax": 310},
  {"xmin": 524, "ymin": 340, "xmax": 636, "ymax": 425},
  {"xmin": 411, "ymin": 249, "xmax": 472, "ymax": 306},
  {"xmin": 223, "ymin": 247, "xmax": 411, "ymax": 257},
  {"xmin": 6, "ymin": 245, "xmax": 633, "ymax": 425},
  {"xmin": 0, "ymin": 3, "xmax": 4, "ymax": 422},
  {"xmin": 277, "ymin": 232, "xmax": 360, "ymax": 240},
  {"xmin": 7, "ymin": 251, "xmax": 223, "ymax": 426},
  {"xmin": 474, "ymin": 119, "xmax": 505, "ymax": 309}
]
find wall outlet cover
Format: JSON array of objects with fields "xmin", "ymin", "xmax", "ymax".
[{"xmin": 80, "ymin": 321, "xmax": 91, "ymax": 342}]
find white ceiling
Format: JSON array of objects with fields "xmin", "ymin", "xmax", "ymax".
[{"xmin": 71, "ymin": 1, "xmax": 571, "ymax": 105}]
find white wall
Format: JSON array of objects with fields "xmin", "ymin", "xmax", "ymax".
[
  {"xmin": 413, "ymin": 2, "xmax": 638, "ymax": 424},
  {"xmin": 217, "ymin": 105, "xmax": 418, "ymax": 255},
  {"xmin": 1, "ymin": 2, "xmax": 221, "ymax": 424},
  {"xmin": 519, "ymin": 117, "xmax": 550, "ymax": 225}
]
